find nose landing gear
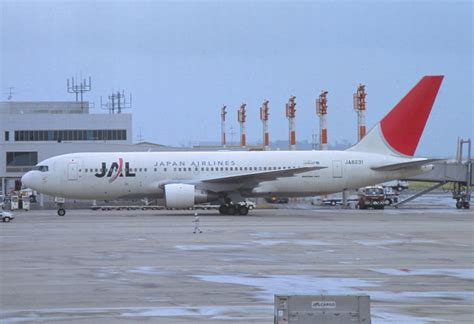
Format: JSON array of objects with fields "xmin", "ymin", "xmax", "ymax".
[{"xmin": 55, "ymin": 197, "xmax": 66, "ymax": 216}]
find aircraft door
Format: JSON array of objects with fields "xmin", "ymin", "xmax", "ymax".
[
  {"xmin": 332, "ymin": 160, "xmax": 343, "ymax": 178},
  {"xmin": 68, "ymin": 163, "xmax": 78, "ymax": 181}
]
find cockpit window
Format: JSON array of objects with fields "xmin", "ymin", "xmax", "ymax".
[{"xmin": 31, "ymin": 165, "xmax": 49, "ymax": 172}]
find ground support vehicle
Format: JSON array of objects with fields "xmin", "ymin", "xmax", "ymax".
[{"xmin": 357, "ymin": 186, "xmax": 386, "ymax": 210}]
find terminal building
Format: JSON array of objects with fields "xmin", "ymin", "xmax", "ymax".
[{"xmin": 0, "ymin": 101, "xmax": 135, "ymax": 195}]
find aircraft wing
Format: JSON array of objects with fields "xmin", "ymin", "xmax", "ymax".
[
  {"xmin": 371, "ymin": 158, "xmax": 443, "ymax": 171},
  {"xmin": 155, "ymin": 166, "xmax": 327, "ymax": 193},
  {"xmin": 201, "ymin": 166, "xmax": 327, "ymax": 184},
  {"xmin": 158, "ymin": 166, "xmax": 327, "ymax": 191}
]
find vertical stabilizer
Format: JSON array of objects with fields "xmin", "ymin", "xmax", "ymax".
[{"xmin": 348, "ymin": 76, "xmax": 444, "ymax": 157}]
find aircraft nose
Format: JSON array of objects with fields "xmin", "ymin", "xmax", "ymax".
[{"xmin": 21, "ymin": 171, "xmax": 38, "ymax": 190}]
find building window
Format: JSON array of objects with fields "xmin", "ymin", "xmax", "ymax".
[
  {"xmin": 13, "ymin": 129, "xmax": 128, "ymax": 141},
  {"xmin": 6, "ymin": 152, "xmax": 38, "ymax": 166},
  {"xmin": 4, "ymin": 131, "xmax": 9, "ymax": 141},
  {"xmin": 6, "ymin": 151, "xmax": 38, "ymax": 172}
]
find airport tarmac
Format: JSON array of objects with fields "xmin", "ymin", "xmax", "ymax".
[{"xmin": 1, "ymin": 204, "xmax": 473, "ymax": 323}]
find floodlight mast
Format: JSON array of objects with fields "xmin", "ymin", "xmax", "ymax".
[
  {"xmin": 316, "ymin": 91, "xmax": 328, "ymax": 150},
  {"xmin": 260, "ymin": 100, "xmax": 270, "ymax": 150},
  {"xmin": 286, "ymin": 96, "xmax": 296, "ymax": 150},
  {"xmin": 353, "ymin": 84, "xmax": 367, "ymax": 142},
  {"xmin": 221, "ymin": 105, "xmax": 227, "ymax": 147},
  {"xmin": 237, "ymin": 103, "xmax": 247, "ymax": 148}
]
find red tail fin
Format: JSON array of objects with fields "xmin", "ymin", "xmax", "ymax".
[{"xmin": 380, "ymin": 76, "xmax": 444, "ymax": 156}]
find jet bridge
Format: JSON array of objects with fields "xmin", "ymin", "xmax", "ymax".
[{"xmin": 396, "ymin": 138, "xmax": 472, "ymax": 209}]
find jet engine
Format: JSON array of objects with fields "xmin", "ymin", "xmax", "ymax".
[{"xmin": 164, "ymin": 184, "xmax": 218, "ymax": 208}]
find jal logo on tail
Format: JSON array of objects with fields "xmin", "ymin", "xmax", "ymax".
[{"xmin": 95, "ymin": 158, "xmax": 136, "ymax": 183}]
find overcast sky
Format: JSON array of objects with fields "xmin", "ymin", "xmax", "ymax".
[{"xmin": 1, "ymin": 0, "xmax": 472, "ymax": 157}]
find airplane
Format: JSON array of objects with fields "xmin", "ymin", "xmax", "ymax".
[{"xmin": 22, "ymin": 75, "xmax": 444, "ymax": 216}]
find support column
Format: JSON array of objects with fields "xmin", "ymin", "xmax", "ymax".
[{"xmin": 342, "ymin": 189, "xmax": 349, "ymax": 209}]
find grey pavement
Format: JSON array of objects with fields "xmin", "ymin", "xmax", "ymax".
[{"xmin": 1, "ymin": 205, "xmax": 473, "ymax": 323}]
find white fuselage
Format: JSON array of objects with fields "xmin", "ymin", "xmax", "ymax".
[{"xmin": 24, "ymin": 150, "xmax": 426, "ymax": 200}]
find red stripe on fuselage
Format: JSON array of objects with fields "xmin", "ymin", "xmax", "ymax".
[{"xmin": 108, "ymin": 158, "xmax": 124, "ymax": 183}]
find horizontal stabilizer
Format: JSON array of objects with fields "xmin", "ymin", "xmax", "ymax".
[
  {"xmin": 371, "ymin": 159, "xmax": 443, "ymax": 171},
  {"xmin": 202, "ymin": 166, "xmax": 327, "ymax": 184}
]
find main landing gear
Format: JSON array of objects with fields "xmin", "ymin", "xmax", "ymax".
[{"xmin": 219, "ymin": 202, "xmax": 250, "ymax": 216}]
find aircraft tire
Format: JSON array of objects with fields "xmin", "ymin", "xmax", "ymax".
[
  {"xmin": 227, "ymin": 205, "xmax": 237, "ymax": 215},
  {"xmin": 219, "ymin": 205, "xmax": 228, "ymax": 215},
  {"xmin": 238, "ymin": 205, "xmax": 249, "ymax": 216},
  {"xmin": 57, "ymin": 208, "xmax": 66, "ymax": 217},
  {"xmin": 456, "ymin": 200, "xmax": 463, "ymax": 209}
]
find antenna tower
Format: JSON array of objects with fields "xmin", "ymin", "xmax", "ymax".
[
  {"xmin": 67, "ymin": 76, "xmax": 92, "ymax": 110},
  {"xmin": 101, "ymin": 90, "xmax": 132, "ymax": 114}
]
